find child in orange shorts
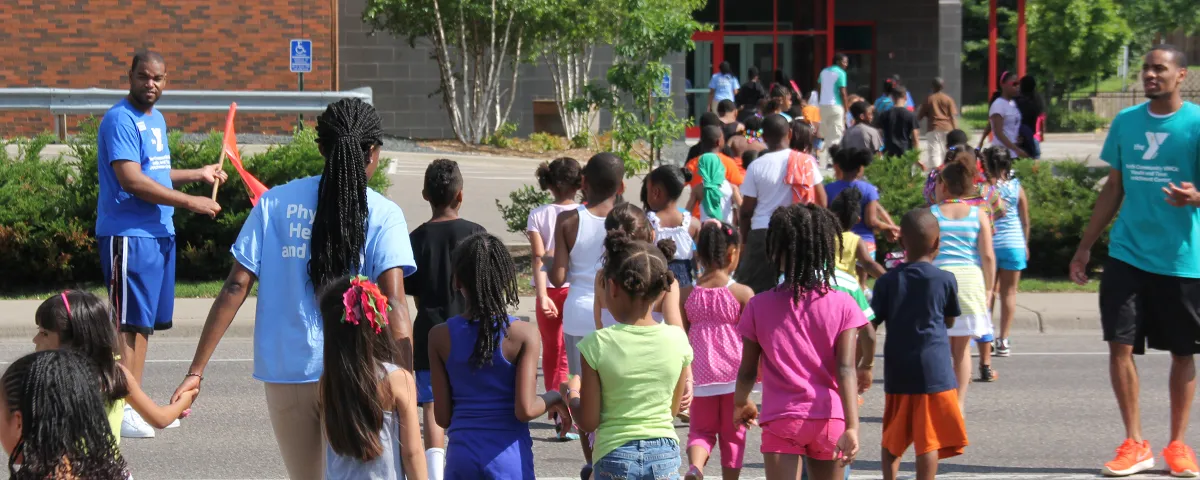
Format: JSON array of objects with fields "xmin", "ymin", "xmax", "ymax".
[{"xmin": 869, "ymin": 207, "xmax": 969, "ymax": 480}]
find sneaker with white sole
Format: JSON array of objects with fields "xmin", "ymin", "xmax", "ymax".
[
  {"xmin": 121, "ymin": 406, "xmax": 155, "ymax": 438},
  {"xmin": 166, "ymin": 418, "xmax": 180, "ymax": 429},
  {"xmin": 994, "ymin": 338, "xmax": 1011, "ymax": 357}
]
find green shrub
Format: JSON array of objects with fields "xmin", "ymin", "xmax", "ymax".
[
  {"xmin": 1013, "ymin": 159, "xmax": 1109, "ymax": 276},
  {"xmin": 528, "ymin": 132, "xmax": 568, "ymax": 152},
  {"xmin": 0, "ymin": 121, "xmax": 392, "ymax": 290},
  {"xmin": 1045, "ymin": 105, "xmax": 1109, "ymax": 133},
  {"xmin": 570, "ymin": 130, "xmax": 592, "ymax": 149},
  {"xmin": 494, "ymin": 185, "xmax": 551, "ymax": 234},
  {"xmin": 483, "ymin": 122, "xmax": 518, "ymax": 149},
  {"xmin": 863, "ymin": 153, "xmax": 1108, "ymax": 277},
  {"xmin": 960, "ymin": 104, "xmax": 990, "ymax": 132}
]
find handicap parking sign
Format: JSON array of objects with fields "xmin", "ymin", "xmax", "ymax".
[{"xmin": 290, "ymin": 39, "xmax": 312, "ymax": 73}]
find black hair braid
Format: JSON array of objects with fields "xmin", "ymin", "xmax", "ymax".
[
  {"xmin": 830, "ymin": 186, "xmax": 863, "ymax": 231},
  {"xmin": 5, "ymin": 350, "xmax": 127, "ymax": 480},
  {"xmin": 452, "ymin": 233, "xmax": 520, "ymax": 368},
  {"xmin": 603, "ymin": 230, "xmax": 674, "ymax": 300},
  {"xmin": 981, "ymin": 146, "xmax": 1013, "ymax": 181},
  {"xmin": 309, "ymin": 99, "xmax": 384, "ymax": 290},
  {"xmin": 696, "ymin": 220, "xmax": 739, "ymax": 269},
  {"xmin": 808, "ymin": 205, "xmax": 841, "ymax": 292}
]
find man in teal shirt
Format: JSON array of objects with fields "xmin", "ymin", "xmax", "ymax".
[
  {"xmin": 817, "ymin": 53, "xmax": 850, "ymax": 163},
  {"xmin": 1070, "ymin": 44, "xmax": 1200, "ymax": 478}
]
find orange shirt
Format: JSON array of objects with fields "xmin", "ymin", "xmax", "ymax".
[
  {"xmin": 685, "ymin": 153, "xmax": 745, "ymax": 218},
  {"xmin": 801, "ymin": 105, "xmax": 821, "ymax": 124}
]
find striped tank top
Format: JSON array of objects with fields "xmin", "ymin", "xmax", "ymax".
[
  {"xmin": 992, "ymin": 178, "xmax": 1026, "ymax": 250},
  {"xmin": 932, "ymin": 204, "xmax": 981, "ymax": 267}
]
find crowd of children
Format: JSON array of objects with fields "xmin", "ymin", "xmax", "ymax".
[{"xmin": 3, "ymin": 96, "xmax": 1036, "ymax": 480}]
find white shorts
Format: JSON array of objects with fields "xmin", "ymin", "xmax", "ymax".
[{"xmin": 946, "ymin": 312, "xmax": 994, "ymax": 339}]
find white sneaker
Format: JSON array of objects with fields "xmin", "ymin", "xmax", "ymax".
[
  {"xmin": 165, "ymin": 418, "xmax": 180, "ymax": 429},
  {"xmin": 120, "ymin": 406, "xmax": 155, "ymax": 438}
]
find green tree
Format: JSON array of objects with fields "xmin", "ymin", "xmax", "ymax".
[
  {"xmin": 1117, "ymin": 0, "xmax": 1200, "ymax": 45},
  {"xmin": 364, "ymin": 0, "xmax": 534, "ymax": 144},
  {"xmin": 574, "ymin": 0, "xmax": 707, "ymax": 175},
  {"xmin": 962, "ymin": 0, "xmax": 1017, "ymax": 87},
  {"xmin": 1026, "ymin": 0, "xmax": 1132, "ymax": 99}
]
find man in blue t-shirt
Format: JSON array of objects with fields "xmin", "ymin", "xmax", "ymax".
[
  {"xmin": 1070, "ymin": 44, "xmax": 1200, "ymax": 477},
  {"xmin": 97, "ymin": 51, "xmax": 226, "ymax": 439}
]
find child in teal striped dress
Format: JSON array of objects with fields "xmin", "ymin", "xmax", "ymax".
[{"xmin": 931, "ymin": 160, "xmax": 997, "ymax": 413}]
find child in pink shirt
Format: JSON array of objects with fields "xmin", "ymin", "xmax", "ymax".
[
  {"xmin": 734, "ymin": 204, "xmax": 870, "ymax": 480},
  {"xmin": 681, "ymin": 220, "xmax": 755, "ymax": 480}
]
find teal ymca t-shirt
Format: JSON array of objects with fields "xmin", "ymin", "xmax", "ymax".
[
  {"xmin": 231, "ymin": 176, "xmax": 417, "ymax": 383},
  {"xmin": 1100, "ymin": 102, "xmax": 1200, "ymax": 278}
]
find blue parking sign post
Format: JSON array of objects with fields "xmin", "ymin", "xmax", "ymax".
[
  {"xmin": 290, "ymin": 39, "xmax": 312, "ymax": 125},
  {"xmin": 658, "ymin": 73, "xmax": 671, "ymax": 97}
]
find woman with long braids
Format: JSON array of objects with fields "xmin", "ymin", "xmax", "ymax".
[
  {"xmin": 173, "ymin": 99, "xmax": 417, "ymax": 479},
  {"xmin": 734, "ymin": 204, "xmax": 869, "ymax": 480},
  {"xmin": 1, "ymin": 350, "xmax": 128, "ymax": 479},
  {"xmin": 428, "ymin": 232, "xmax": 567, "ymax": 479}
]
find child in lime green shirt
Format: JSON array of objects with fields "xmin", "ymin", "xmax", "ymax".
[{"xmin": 564, "ymin": 230, "xmax": 693, "ymax": 479}]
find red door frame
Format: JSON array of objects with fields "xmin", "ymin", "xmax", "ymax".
[
  {"xmin": 685, "ymin": 0, "xmax": 837, "ymax": 139},
  {"xmin": 833, "ymin": 21, "xmax": 877, "ymax": 99}
]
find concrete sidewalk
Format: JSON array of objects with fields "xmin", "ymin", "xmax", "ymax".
[{"xmin": 0, "ymin": 292, "xmax": 1098, "ymax": 339}]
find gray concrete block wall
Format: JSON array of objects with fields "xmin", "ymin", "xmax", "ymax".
[{"xmin": 835, "ymin": 0, "xmax": 960, "ymax": 113}]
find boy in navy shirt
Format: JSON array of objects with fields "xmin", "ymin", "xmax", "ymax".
[{"xmin": 870, "ymin": 207, "xmax": 968, "ymax": 480}]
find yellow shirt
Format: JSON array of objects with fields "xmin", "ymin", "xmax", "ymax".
[
  {"xmin": 107, "ymin": 398, "xmax": 125, "ymax": 445},
  {"xmin": 836, "ymin": 231, "xmax": 860, "ymax": 277}
]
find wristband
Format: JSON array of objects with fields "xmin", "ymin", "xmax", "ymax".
[{"xmin": 185, "ymin": 372, "xmax": 204, "ymax": 381}]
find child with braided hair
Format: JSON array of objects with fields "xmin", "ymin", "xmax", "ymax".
[
  {"xmin": 561, "ymin": 230, "xmax": 694, "ymax": 479},
  {"xmin": 428, "ymin": 233, "xmax": 567, "ymax": 480},
  {"xmin": 593, "ymin": 203, "xmax": 684, "ymax": 330},
  {"xmin": 317, "ymin": 276, "xmax": 427, "ymax": 480},
  {"xmin": 734, "ymin": 204, "xmax": 869, "ymax": 480},
  {"xmin": 0, "ymin": 350, "xmax": 129, "ymax": 480},
  {"xmin": 680, "ymin": 220, "xmax": 754, "ymax": 480}
]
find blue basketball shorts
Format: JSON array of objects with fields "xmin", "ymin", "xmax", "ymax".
[{"xmin": 100, "ymin": 236, "xmax": 176, "ymax": 335}]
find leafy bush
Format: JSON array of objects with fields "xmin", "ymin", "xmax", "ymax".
[
  {"xmin": 494, "ymin": 185, "xmax": 552, "ymax": 234},
  {"xmin": 528, "ymin": 132, "xmax": 568, "ymax": 152},
  {"xmin": 483, "ymin": 122, "xmax": 518, "ymax": 149},
  {"xmin": 570, "ymin": 130, "xmax": 592, "ymax": 149},
  {"xmin": 0, "ymin": 121, "xmax": 391, "ymax": 290},
  {"xmin": 1045, "ymin": 104, "xmax": 1109, "ymax": 133},
  {"xmin": 864, "ymin": 153, "xmax": 1108, "ymax": 277},
  {"xmin": 1012, "ymin": 159, "xmax": 1108, "ymax": 276}
]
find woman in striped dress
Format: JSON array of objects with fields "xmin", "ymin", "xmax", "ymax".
[{"xmin": 932, "ymin": 160, "xmax": 997, "ymax": 413}]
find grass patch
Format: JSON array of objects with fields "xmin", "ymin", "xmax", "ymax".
[
  {"xmin": 866, "ymin": 276, "xmax": 1097, "ymax": 293},
  {"xmin": 0, "ymin": 281, "xmax": 256, "ymax": 301},
  {"xmin": 961, "ymin": 103, "xmax": 990, "ymax": 132}
]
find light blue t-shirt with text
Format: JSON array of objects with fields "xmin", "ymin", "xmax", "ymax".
[
  {"xmin": 231, "ymin": 176, "xmax": 417, "ymax": 383},
  {"xmin": 709, "ymin": 74, "xmax": 740, "ymax": 103},
  {"xmin": 96, "ymin": 99, "xmax": 174, "ymax": 237},
  {"xmin": 1100, "ymin": 102, "xmax": 1200, "ymax": 278}
]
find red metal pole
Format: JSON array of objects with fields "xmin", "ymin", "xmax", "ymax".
[
  {"xmin": 988, "ymin": 0, "xmax": 998, "ymax": 96},
  {"xmin": 1017, "ymin": 0, "xmax": 1027, "ymax": 78},
  {"xmin": 773, "ymin": 0, "xmax": 779, "ymax": 73},
  {"xmin": 826, "ymin": 0, "xmax": 835, "ymax": 71}
]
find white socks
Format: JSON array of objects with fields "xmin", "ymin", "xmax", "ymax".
[{"xmin": 426, "ymin": 448, "xmax": 446, "ymax": 480}]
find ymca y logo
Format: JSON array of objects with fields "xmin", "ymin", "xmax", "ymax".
[
  {"xmin": 150, "ymin": 128, "xmax": 163, "ymax": 153},
  {"xmin": 1143, "ymin": 132, "xmax": 1169, "ymax": 160}
]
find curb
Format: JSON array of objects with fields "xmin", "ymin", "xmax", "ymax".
[{"xmin": 0, "ymin": 293, "xmax": 1097, "ymax": 339}]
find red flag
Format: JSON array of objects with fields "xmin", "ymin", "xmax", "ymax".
[{"xmin": 222, "ymin": 103, "xmax": 269, "ymax": 206}]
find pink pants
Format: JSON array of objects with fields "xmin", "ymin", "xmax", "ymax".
[
  {"xmin": 536, "ymin": 287, "xmax": 570, "ymax": 392},
  {"xmin": 686, "ymin": 393, "xmax": 747, "ymax": 469}
]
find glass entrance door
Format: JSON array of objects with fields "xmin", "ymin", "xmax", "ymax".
[
  {"xmin": 685, "ymin": 38, "xmax": 714, "ymax": 122},
  {"xmin": 723, "ymin": 36, "xmax": 791, "ymax": 88}
]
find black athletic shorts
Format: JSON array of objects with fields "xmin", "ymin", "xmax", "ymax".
[
  {"xmin": 1100, "ymin": 258, "xmax": 1200, "ymax": 356},
  {"xmin": 734, "ymin": 229, "xmax": 776, "ymax": 294}
]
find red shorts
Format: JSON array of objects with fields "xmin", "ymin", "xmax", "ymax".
[{"xmin": 760, "ymin": 418, "xmax": 844, "ymax": 460}]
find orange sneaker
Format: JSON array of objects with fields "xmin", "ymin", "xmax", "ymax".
[
  {"xmin": 1164, "ymin": 441, "xmax": 1200, "ymax": 478},
  {"xmin": 1103, "ymin": 439, "xmax": 1154, "ymax": 477}
]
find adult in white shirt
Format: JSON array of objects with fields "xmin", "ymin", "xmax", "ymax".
[
  {"xmin": 736, "ymin": 115, "xmax": 824, "ymax": 293},
  {"xmin": 817, "ymin": 54, "xmax": 851, "ymax": 160},
  {"xmin": 981, "ymin": 71, "xmax": 1029, "ymax": 158}
]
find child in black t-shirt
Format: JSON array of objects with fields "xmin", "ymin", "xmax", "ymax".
[
  {"xmin": 869, "ymin": 207, "xmax": 968, "ymax": 480},
  {"xmin": 406, "ymin": 158, "xmax": 486, "ymax": 480}
]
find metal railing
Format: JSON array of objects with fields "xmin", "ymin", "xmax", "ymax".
[{"xmin": 0, "ymin": 86, "xmax": 372, "ymax": 115}]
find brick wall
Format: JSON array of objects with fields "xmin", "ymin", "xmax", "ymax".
[{"xmin": 0, "ymin": 0, "xmax": 335, "ymax": 137}]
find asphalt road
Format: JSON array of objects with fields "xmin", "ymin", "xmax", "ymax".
[{"xmin": 0, "ymin": 331, "xmax": 1193, "ymax": 479}]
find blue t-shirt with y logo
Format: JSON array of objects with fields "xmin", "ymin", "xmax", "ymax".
[
  {"xmin": 1100, "ymin": 101, "xmax": 1200, "ymax": 278},
  {"xmin": 231, "ymin": 176, "xmax": 417, "ymax": 383},
  {"xmin": 97, "ymin": 99, "xmax": 174, "ymax": 237}
]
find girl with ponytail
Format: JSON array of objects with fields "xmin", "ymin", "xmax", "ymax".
[
  {"xmin": 176, "ymin": 99, "xmax": 418, "ymax": 479},
  {"xmin": 319, "ymin": 276, "xmax": 426, "ymax": 479},
  {"xmin": 427, "ymin": 232, "xmax": 567, "ymax": 479},
  {"xmin": 592, "ymin": 203, "xmax": 684, "ymax": 331}
]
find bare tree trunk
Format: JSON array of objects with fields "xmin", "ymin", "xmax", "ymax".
[{"xmin": 428, "ymin": 0, "xmax": 467, "ymax": 143}]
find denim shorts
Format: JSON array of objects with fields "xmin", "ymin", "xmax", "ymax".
[{"xmin": 594, "ymin": 438, "xmax": 681, "ymax": 480}]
